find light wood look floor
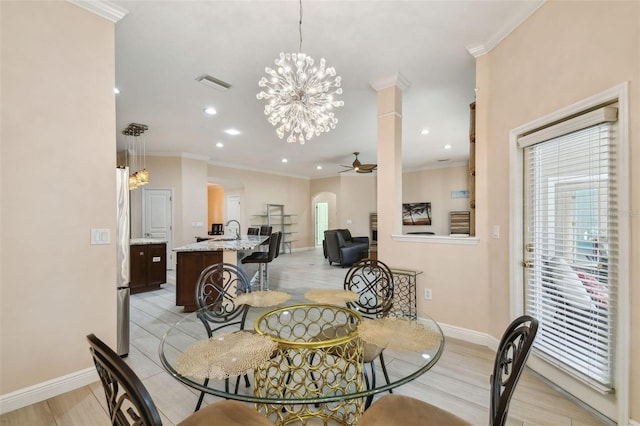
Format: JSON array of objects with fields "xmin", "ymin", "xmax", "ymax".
[{"xmin": 1, "ymin": 248, "xmax": 608, "ymax": 426}]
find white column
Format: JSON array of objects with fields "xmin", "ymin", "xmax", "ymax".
[{"xmin": 370, "ymin": 74, "xmax": 410, "ymax": 260}]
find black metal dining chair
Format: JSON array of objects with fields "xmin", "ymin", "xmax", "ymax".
[
  {"xmin": 357, "ymin": 315, "xmax": 539, "ymax": 426},
  {"xmin": 87, "ymin": 333, "xmax": 273, "ymax": 426},
  {"xmin": 194, "ymin": 262, "xmax": 253, "ymax": 411},
  {"xmin": 310, "ymin": 258, "xmax": 395, "ymax": 409},
  {"xmin": 343, "ymin": 258, "xmax": 395, "ymax": 408}
]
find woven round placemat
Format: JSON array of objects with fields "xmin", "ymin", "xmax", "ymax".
[
  {"xmin": 357, "ymin": 317, "xmax": 442, "ymax": 352},
  {"xmin": 175, "ymin": 331, "xmax": 277, "ymax": 379},
  {"xmin": 235, "ymin": 290, "xmax": 291, "ymax": 307},
  {"xmin": 304, "ymin": 289, "xmax": 360, "ymax": 304}
]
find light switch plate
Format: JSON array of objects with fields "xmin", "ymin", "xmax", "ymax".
[{"xmin": 91, "ymin": 228, "xmax": 111, "ymax": 245}]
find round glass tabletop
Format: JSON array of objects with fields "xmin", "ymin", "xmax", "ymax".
[{"xmin": 159, "ymin": 300, "xmax": 445, "ymax": 406}]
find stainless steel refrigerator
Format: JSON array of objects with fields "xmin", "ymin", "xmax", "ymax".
[{"xmin": 116, "ymin": 167, "xmax": 130, "ymax": 357}]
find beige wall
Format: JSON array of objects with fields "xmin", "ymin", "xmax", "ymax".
[
  {"xmin": 208, "ymin": 165, "xmax": 312, "ymax": 249},
  {"xmin": 481, "ymin": 0, "xmax": 639, "ymax": 421},
  {"xmin": 337, "ymin": 175, "xmax": 376, "ymax": 237},
  {"xmin": 403, "ymin": 165, "xmax": 470, "ymax": 235},
  {"xmin": 376, "ymin": 84, "xmax": 491, "ymax": 332},
  {"xmin": 180, "ymin": 157, "xmax": 208, "ymax": 244},
  {"xmin": 1, "ymin": 1, "xmax": 117, "ymax": 394}
]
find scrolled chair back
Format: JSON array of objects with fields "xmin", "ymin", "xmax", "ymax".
[
  {"xmin": 87, "ymin": 333, "xmax": 162, "ymax": 426},
  {"xmin": 195, "ymin": 262, "xmax": 252, "ymax": 333},
  {"xmin": 343, "ymin": 258, "xmax": 394, "ymax": 318},
  {"xmin": 490, "ymin": 315, "xmax": 539, "ymax": 426}
]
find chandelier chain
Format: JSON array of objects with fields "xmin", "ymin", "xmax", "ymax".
[{"xmin": 298, "ymin": 0, "xmax": 303, "ymax": 52}]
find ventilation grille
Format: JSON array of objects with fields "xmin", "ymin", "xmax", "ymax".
[{"xmin": 196, "ymin": 74, "xmax": 231, "ymax": 90}]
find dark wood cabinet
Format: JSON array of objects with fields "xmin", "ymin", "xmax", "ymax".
[
  {"xmin": 176, "ymin": 250, "xmax": 223, "ymax": 311},
  {"xmin": 130, "ymin": 243, "xmax": 167, "ymax": 294}
]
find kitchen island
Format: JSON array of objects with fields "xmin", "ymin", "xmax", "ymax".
[{"xmin": 173, "ymin": 235, "xmax": 267, "ymax": 311}]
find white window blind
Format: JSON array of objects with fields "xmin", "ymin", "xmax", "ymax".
[{"xmin": 521, "ymin": 106, "xmax": 618, "ymax": 392}]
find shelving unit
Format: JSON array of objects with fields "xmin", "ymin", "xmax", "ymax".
[
  {"xmin": 369, "ymin": 212, "xmax": 378, "ymax": 260},
  {"xmin": 252, "ymin": 204, "xmax": 296, "ymax": 254}
]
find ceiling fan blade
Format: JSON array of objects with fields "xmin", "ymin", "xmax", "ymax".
[{"xmin": 359, "ymin": 164, "xmax": 377, "ymax": 171}]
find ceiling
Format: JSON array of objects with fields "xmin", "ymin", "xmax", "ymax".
[{"xmin": 113, "ymin": 0, "xmax": 542, "ymax": 179}]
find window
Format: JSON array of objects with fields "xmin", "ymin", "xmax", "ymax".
[{"xmin": 520, "ymin": 106, "xmax": 618, "ymax": 392}]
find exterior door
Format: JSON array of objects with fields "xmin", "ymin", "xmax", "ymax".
[{"xmin": 143, "ymin": 188, "xmax": 174, "ymax": 269}]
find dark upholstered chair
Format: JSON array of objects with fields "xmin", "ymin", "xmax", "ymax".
[
  {"xmin": 323, "ymin": 229, "xmax": 369, "ymax": 267},
  {"xmin": 87, "ymin": 334, "xmax": 273, "ymax": 426},
  {"xmin": 247, "ymin": 227, "xmax": 260, "ymax": 235},
  {"xmin": 358, "ymin": 315, "xmax": 539, "ymax": 426},
  {"xmin": 194, "ymin": 263, "xmax": 252, "ymax": 410}
]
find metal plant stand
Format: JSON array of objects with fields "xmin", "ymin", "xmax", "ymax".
[{"xmin": 389, "ymin": 268, "xmax": 422, "ymax": 320}]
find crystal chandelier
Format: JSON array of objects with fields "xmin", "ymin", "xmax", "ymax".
[{"xmin": 257, "ymin": 0, "xmax": 343, "ymax": 144}]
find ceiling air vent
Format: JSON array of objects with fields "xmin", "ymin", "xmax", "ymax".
[{"xmin": 195, "ymin": 74, "xmax": 231, "ymax": 91}]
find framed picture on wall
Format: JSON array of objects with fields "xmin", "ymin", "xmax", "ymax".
[{"xmin": 402, "ymin": 202, "xmax": 432, "ymax": 225}]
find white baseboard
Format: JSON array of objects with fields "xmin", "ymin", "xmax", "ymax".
[
  {"xmin": 418, "ymin": 317, "xmax": 500, "ymax": 351},
  {"xmin": 0, "ymin": 367, "xmax": 98, "ymax": 415},
  {"xmin": 629, "ymin": 419, "xmax": 639, "ymax": 426}
]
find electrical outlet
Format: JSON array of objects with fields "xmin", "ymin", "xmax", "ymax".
[{"xmin": 424, "ymin": 288, "xmax": 432, "ymax": 300}]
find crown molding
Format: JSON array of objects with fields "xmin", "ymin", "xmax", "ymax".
[
  {"xmin": 369, "ymin": 72, "xmax": 411, "ymax": 92},
  {"xmin": 465, "ymin": 43, "xmax": 488, "ymax": 58},
  {"xmin": 66, "ymin": 0, "xmax": 128, "ymax": 23},
  {"xmin": 466, "ymin": 0, "xmax": 545, "ymax": 58}
]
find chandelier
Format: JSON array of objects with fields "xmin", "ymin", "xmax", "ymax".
[
  {"xmin": 257, "ymin": 0, "xmax": 343, "ymax": 144},
  {"xmin": 122, "ymin": 123, "xmax": 149, "ymax": 190}
]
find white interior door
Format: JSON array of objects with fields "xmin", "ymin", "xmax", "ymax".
[
  {"xmin": 143, "ymin": 188, "xmax": 174, "ymax": 269},
  {"xmin": 315, "ymin": 202, "xmax": 328, "ymax": 246},
  {"xmin": 226, "ymin": 195, "xmax": 241, "ymax": 235}
]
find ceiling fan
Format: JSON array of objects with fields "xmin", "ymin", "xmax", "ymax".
[{"xmin": 340, "ymin": 152, "xmax": 377, "ymax": 174}]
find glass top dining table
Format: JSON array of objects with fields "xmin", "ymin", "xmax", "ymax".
[{"xmin": 158, "ymin": 298, "xmax": 445, "ymax": 410}]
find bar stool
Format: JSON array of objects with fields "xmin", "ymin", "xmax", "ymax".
[{"xmin": 241, "ymin": 232, "xmax": 281, "ymax": 290}]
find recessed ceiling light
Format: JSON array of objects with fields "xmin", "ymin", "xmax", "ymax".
[
  {"xmin": 421, "ymin": 129, "xmax": 430, "ymax": 135},
  {"xmin": 215, "ymin": 142, "xmax": 224, "ymax": 148},
  {"xmin": 204, "ymin": 107, "xmax": 217, "ymax": 115},
  {"xmin": 224, "ymin": 128, "xmax": 240, "ymax": 136},
  {"xmin": 114, "ymin": 88, "xmax": 120, "ymax": 94},
  {"xmin": 281, "ymin": 158, "xmax": 288, "ymax": 163},
  {"xmin": 444, "ymin": 144, "xmax": 452, "ymax": 150},
  {"xmin": 316, "ymin": 165, "xmax": 323, "ymax": 170}
]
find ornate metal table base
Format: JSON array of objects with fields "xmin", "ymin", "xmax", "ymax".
[{"xmin": 254, "ymin": 304, "xmax": 364, "ymax": 425}]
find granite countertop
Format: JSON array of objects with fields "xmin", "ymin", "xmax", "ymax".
[
  {"xmin": 130, "ymin": 238, "xmax": 168, "ymax": 245},
  {"xmin": 173, "ymin": 235, "xmax": 268, "ymax": 252}
]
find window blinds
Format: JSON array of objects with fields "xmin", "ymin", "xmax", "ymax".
[{"xmin": 521, "ymin": 106, "xmax": 618, "ymax": 392}]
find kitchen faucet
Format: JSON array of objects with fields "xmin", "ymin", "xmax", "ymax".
[{"xmin": 225, "ymin": 219, "xmax": 241, "ymax": 240}]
